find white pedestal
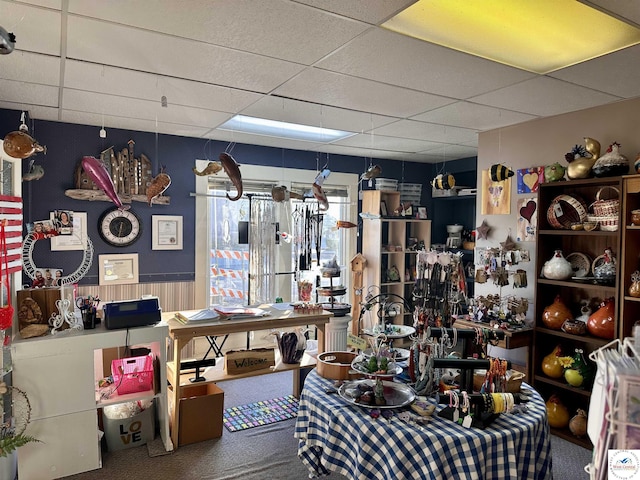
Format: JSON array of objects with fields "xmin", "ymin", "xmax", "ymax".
[
  {"xmin": 325, "ymin": 315, "xmax": 351, "ymax": 351},
  {"xmin": 0, "ymin": 451, "xmax": 17, "ymax": 480}
]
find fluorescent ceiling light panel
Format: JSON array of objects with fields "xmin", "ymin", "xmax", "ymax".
[
  {"xmin": 218, "ymin": 115, "xmax": 355, "ymax": 143},
  {"xmin": 382, "ymin": 0, "xmax": 640, "ymax": 74}
]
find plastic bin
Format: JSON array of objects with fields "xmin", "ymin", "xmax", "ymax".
[{"xmin": 111, "ymin": 355, "xmax": 154, "ymax": 395}]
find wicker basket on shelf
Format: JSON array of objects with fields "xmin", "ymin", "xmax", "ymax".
[
  {"xmin": 587, "ymin": 215, "xmax": 619, "ymax": 231},
  {"xmin": 588, "ymin": 186, "xmax": 620, "ymax": 231}
]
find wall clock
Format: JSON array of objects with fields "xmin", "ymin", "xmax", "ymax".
[{"xmin": 98, "ymin": 206, "xmax": 142, "ymax": 247}]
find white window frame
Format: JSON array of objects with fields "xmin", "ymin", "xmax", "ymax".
[{"xmin": 194, "ymin": 162, "xmax": 358, "ymax": 308}]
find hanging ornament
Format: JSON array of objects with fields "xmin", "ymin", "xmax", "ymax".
[
  {"xmin": 147, "ymin": 166, "xmax": 172, "ymax": 206},
  {"xmin": 431, "ymin": 173, "xmax": 455, "ymax": 190},
  {"xmin": 0, "ymin": 26, "xmax": 16, "ymax": 54},
  {"xmin": 3, "ymin": 112, "xmax": 46, "ymax": 159},
  {"xmin": 489, "ymin": 164, "xmax": 514, "ymax": 182},
  {"xmin": 220, "ymin": 151, "xmax": 243, "ymax": 201},
  {"xmin": 476, "ymin": 219, "xmax": 491, "ymax": 240}
]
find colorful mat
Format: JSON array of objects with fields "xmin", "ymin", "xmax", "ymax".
[{"xmin": 223, "ymin": 395, "xmax": 299, "ymax": 432}]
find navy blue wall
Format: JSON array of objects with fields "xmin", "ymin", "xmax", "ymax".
[{"xmin": 2, "ymin": 107, "xmax": 475, "ymax": 285}]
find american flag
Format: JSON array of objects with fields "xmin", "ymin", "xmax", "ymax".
[{"xmin": 0, "ymin": 194, "xmax": 23, "ymax": 274}]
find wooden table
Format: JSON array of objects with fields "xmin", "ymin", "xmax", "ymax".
[
  {"xmin": 165, "ymin": 305, "xmax": 333, "ymax": 448},
  {"xmin": 452, "ymin": 317, "xmax": 534, "ymax": 381}
]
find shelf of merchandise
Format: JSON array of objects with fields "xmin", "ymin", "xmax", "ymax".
[
  {"xmin": 361, "ymin": 190, "xmax": 431, "ymax": 346},
  {"xmin": 533, "ymin": 176, "xmax": 623, "ymax": 449},
  {"xmin": 619, "ymin": 175, "xmax": 640, "ymax": 339}
]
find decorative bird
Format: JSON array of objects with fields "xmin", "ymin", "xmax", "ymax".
[
  {"xmin": 147, "ymin": 167, "xmax": 171, "ymax": 206},
  {"xmin": 566, "ymin": 137, "xmax": 600, "ymax": 179},
  {"xmin": 489, "ymin": 164, "xmax": 514, "ymax": 182}
]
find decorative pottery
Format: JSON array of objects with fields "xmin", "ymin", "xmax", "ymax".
[
  {"xmin": 631, "ymin": 210, "xmax": 640, "ymax": 226},
  {"xmin": 546, "ymin": 394, "xmax": 570, "ymax": 429},
  {"xmin": 566, "ymin": 137, "xmax": 599, "ymax": 180},
  {"xmin": 569, "ymin": 409, "xmax": 588, "ymax": 438},
  {"xmin": 593, "ymin": 142, "xmax": 629, "ymax": 177},
  {"xmin": 544, "ymin": 163, "xmax": 566, "ymax": 182},
  {"xmin": 2, "ymin": 128, "xmax": 46, "ymax": 159},
  {"xmin": 542, "ymin": 250, "xmax": 573, "ymax": 280},
  {"xmin": 542, "ymin": 345, "xmax": 564, "ymax": 378},
  {"xmin": 561, "ymin": 319, "xmax": 587, "ymax": 335},
  {"xmin": 542, "ymin": 295, "xmax": 573, "ymax": 330},
  {"xmin": 563, "ymin": 348, "xmax": 593, "ymax": 388},
  {"xmin": 593, "ymin": 248, "xmax": 616, "ymax": 286},
  {"xmin": 587, "ymin": 297, "xmax": 615, "ymax": 339},
  {"xmin": 630, "ymin": 271, "xmax": 640, "ymax": 298}
]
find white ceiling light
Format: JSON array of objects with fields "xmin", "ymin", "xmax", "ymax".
[{"xmin": 218, "ymin": 115, "xmax": 356, "ymax": 143}]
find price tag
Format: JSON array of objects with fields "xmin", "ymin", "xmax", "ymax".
[
  {"xmin": 347, "ymin": 334, "xmax": 367, "ymax": 351},
  {"xmin": 462, "ymin": 415, "xmax": 473, "ymax": 428},
  {"xmin": 553, "ymin": 203, "xmax": 564, "ymax": 217}
]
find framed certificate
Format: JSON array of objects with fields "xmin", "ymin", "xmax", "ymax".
[
  {"xmin": 98, "ymin": 253, "xmax": 139, "ymax": 286},
  {"xmin": 152, "ymin": 215, "xmax": 183, "ymax": 250}
]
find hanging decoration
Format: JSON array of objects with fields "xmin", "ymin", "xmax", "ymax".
[
  {"xmin": 192, "ymin": 161, "xmax": 222, "ymax": 176},
  {"xmin": 489, "ymin": 164, "xmax": 514, "ymax": 182},
  {"xmin": 0, "ymin": 25, "xmax": 16, "ymax": 54},
  {"xmin": 312, "ymin": 168, "xmax": 331, "ymax": 211},
  {"xmin": 147, "ymin": 166, "xmax": 171, "ymax": 206},
  {"xmin": 517, "ymin": 198, "xmax": 537, "ymax": 241},
  {"xmin": 2, "ymin": 112, "xmax": 46, "ymax": 159},
  {"xmin": 476, "ymin": 219, "xmax": 491, "ymax": 240},
  {"xmin": 81, "ymin": 156, "xmax": 128, "ymax": 210},
  {"xmin": 516, "ymin": 167, "xmax": 544, "ymax": 193},
  {"xmin": 271, "ymin": 185, "xmax": 305, "ymax": 203},
  {"xmin": 22, "ymin": 160, "xmax": 44, "ymax": 182},
  {"xmin": 360, "ymin": 164, "xmax": 382, "ymax": 181},
  {"xmin": 431, "ymin": 173, "xmax": 455, "ymax": 190},
  {"xmin": 220, "ymin": 151, "xmax": 243, "ymax": 201},
  {"xmin": 481, "ymin": 169, "xmax": 511, "ymax": 215}
]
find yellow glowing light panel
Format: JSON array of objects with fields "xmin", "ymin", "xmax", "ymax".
[{"xmin": 382, "ymin": 0, "xmax": 640, "ymax": 74}]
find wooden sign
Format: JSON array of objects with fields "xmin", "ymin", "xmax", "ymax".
[{"xmin": 224, "ymin": 348, "xmax": 275, "ymax": 375}]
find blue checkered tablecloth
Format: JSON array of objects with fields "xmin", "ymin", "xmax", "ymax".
[{"xmin": 295, "ymin": 369, "xmax": 552, "ymax": 480}]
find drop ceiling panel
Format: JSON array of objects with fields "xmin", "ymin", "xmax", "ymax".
[
  {"xmin": 292, "ymin": 0, "xmax": 417, "ymax": 24},
  {"xmin": 2, "ymin": 1, "xmax": 61, "ymax": 55},
  {"xmin": 316, "ymin": 28, "xmax": 536, "ymax": 99},
  {"xmin": 372, "ymin": 119, "xmax": 477, "ymax": 144},
  {"xmin": 68, "ymin": 0, "xmax": 368, "ymax": 65},
  {"xmin": 274, "ymin": 68, "xmax": 455, "ymax": 117},
  {"xmin": 240, "ymin": 96, "xmax": 396, "ymax": 133},
  {"xmin": 419, "ymin": 144, "xmax": 478, "ymax": 159},
  {"xmin": 0, "ymin": 79, "xmax": 58, "ymax": 107},
  {"xmin": 62, "ymin": 89, "xmax": 232, "ymax": 127},
  {"xmin": 204, "ymin": 129, "xmax": 323, "ymax": 153},
  {"xmin": 0, "ymin": 103, "xmax": 58, "ymax": 122},
  {"xmin": 580, "ymin": 0, "xmax": 640, "ymax": 27},
  {"xmin": 412, "ymin": 101, "xmax": 538, "ymax": 131},
  {"xmin": 66, "ymin": 16, "xmax": 305, "ymax": 93},
  {"xmin": 63, "ymin": 61, "xmax": 262, "ymax": 112},
  {"xmin": 316, "ymin": 143, "xmax": 410, "ymax": 161},
  {"xmin": 16, "ymin": 0, "xmax": 61, "ymax": 9},
  {"xmin": 333, "ymin": 133, "xmax": 441, "ymax": 153},
  {"xmin": 469, "ymin": 77, "xmax": 621, "ymax": 117},
  {"xmin": 0, "ymin": 51, "xmax": 60, "ymax": 85},
  {"xmin": 550, "ymin": 45, "xmax": 640, "ymax": 99}
]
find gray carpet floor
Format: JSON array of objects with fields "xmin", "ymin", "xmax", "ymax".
[{"xmin": 63, "ymin": 370, "xmax": 593, "ymax": 480}]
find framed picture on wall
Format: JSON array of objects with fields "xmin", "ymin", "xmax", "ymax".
[
  {"xmin": 417, "ymin": 207, "xmax": 427, "ymax": 219},
  {"xmin": 98, "ymin": 253, "xmax": 139, "ymax": 286},
  {"xmin": 152, "ymin": 215, "xmax": 183, "ymax": 250},
  {"xmin": 51, "ymin": 212, "xmax": 87, "ymax": 251}
]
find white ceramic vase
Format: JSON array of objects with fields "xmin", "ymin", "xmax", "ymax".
[{"xmin": 542, "ymin": 250, "xmax": 573, "ymax": 280}]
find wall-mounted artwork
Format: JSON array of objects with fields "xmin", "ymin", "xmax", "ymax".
[
  {"xmin": 517, "ymin": 198, "xmax": 538, "ymax": 242},
  {"xmin": 481, "ymin": 169, "xmax": 511, "ymax": 215},
  {"xmin": 516, "ymin": 167, "xmax": 544, "ymax": 194}
]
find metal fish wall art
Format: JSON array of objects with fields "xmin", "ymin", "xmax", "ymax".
[
  {"xmin": 81, "ymin": 155, "xmax": 128, "ymax": 210},
  {"xmin": 147, "ymin": 168, "xmax": 172, "ymax": 206},
  {"xmin": 193, "ymin": 161, "xmax": 223, "ymax": 176}
]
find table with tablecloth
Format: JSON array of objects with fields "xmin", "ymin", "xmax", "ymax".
[{"xmin": 295, "ymin": 369, "xmax": 552, "ymax": 480}]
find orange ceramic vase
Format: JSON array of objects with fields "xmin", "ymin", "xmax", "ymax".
[
  {"xmin": 542, "ymin": 295, "xmax": 573, "ymax": 330},
  {"xmin": 546, "ymin": 394, "xmax": 570, "ymax": 428},
  {"xmin": 587, "ymin": 297, "xmax": 615, "ymax": 339}
]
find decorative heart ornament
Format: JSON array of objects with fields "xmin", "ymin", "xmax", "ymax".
[{"xmin": 520, "ymin": 200, "xmax": 537, "ymax": 223}]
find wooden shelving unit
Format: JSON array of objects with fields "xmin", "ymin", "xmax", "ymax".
[
  {"xmin": 361, "ymin": 190, "xmax": 431, "ymax": 335},
  {"xmin": 533, "ymin": 176, "xmax": 623, "ymax": 449},
  {"xmin": 619, "ymin": 175, "xmax": 640, "ymax": 339}
]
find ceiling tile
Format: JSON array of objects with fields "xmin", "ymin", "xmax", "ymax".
[
  {"xmin": 16, "ymin": 0, "xmax": 61, "ymax": 8},
  {"xmin": 316, "ymin": 143, "xmax": 409, "ymax": 161},
  {"xmin": 204, "ymin": 129, "xmax": 323, "ymax": 153},
  {"xmin": 68, "ymin": 0, "xmax": 368, "ymax": 65},
  {"xmin": 292, "ymin": 0, "xmax": 417, "ymax": 24},
  {"xmin": 63, "ymin": 61, "xmax": 262, "ymax": 113},
  {"xmin": 550, "ymin": 45, "xmax": 640, "ymax": 99},
  {"xmin": 316, "ymin": 28, "xmax": 536, "ymax": 99},
  {"xmin": 419, "ymin": 144, "xmax": 478, "ymax": 160},
  {"xmin": 239, "ymin": 96, "xmax": 396, "ymax": 133},
  {"xmin": 2, "ymin": 1, "xmax": 60, "ymax": 55},
  {"xmin": 0, "ymin": 51, "xmax": 60, "ymax": 85},
  {"xmin": 371, "ymin": 119, "xmax": 477, "ymax": 144},
  {"xmin": 0, "ymin": 103, "xmax": 58, "ymax": 122},
  {"xmin": 0, "ymin": 79, "xmax": 58, "ymax": 107},
  {"xmin": 274, "ymin": 68, "xmax": 455, "ymax": 117},
  {"xmin": 66, "ymin": 16, "xmax": 305, "ymax": 93},
  {"xmin": 332, "ymin": 133, "xmax": 441, "ymax": 152},
  {"xmin": 468, "ymin": 76, "xmax": 621, "ymax": 117},
  {"xmin": 62, "ymin": 89, "xmax": 233, "ymax": 127},
  {"xmin": 579, "ymin": 0, "xmax": 640, "ymax": 27},
  {"xmin": 411, "ymin": 101, "xmax": 538, "ymax": 131}
]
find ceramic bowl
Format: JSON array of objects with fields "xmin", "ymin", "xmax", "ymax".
[{"xmin": 583, "ymin": 221, "xmax": 598, "ymax": 231}]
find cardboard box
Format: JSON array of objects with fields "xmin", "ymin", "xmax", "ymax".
[
  {"xmin": 177, "ymin": 383, "xmax": 224, "ymax": 446},
  {"xmin": 224, "ymin": 348, "xmax": 275, "ymax": 375},
  {"xmin": 103, "ymin": 401, "xmax": 156, "ymax": 452}
]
